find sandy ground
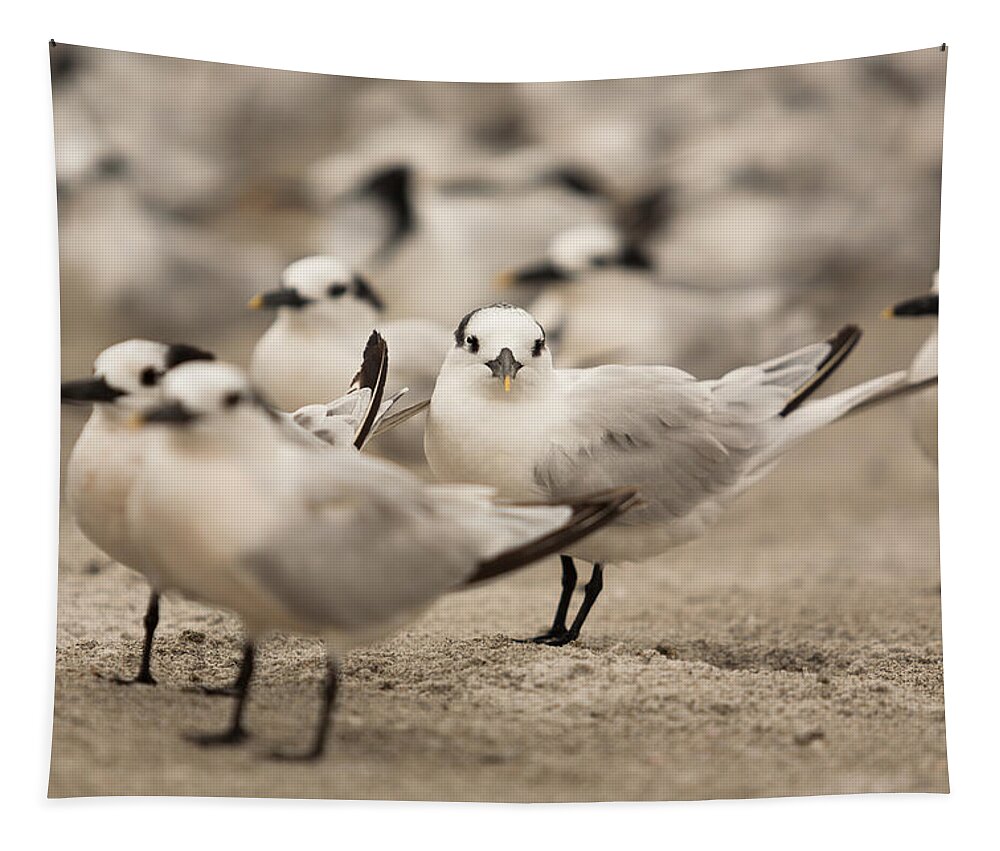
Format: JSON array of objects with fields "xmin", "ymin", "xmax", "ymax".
[{"xmin": 49, "ymin": 285, "xmax": 947, "ymax": 801}]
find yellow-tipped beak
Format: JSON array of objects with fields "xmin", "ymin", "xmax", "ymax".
[
  {"xmin": 503, "ymin": 375, "xmax": 511, "ymax": 393},
  {"xmin": 493, "ymin": 270, "xmax": 516, "ymax": 290},
  {"xmin": 881, "ymin": 306, "xmax": 894, "ymax": 320},
  {"xmin": 247, "ymin": 293, "xmax": 264, "ymax": 310}
]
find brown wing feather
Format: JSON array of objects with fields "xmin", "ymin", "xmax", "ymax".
[
  {"xmin": 779, "ymin": 324, "xmax": 861, "ymax": 417},
  {"xmin": 352, "ymin": 331, "xmax": 389, "ymax": 449},
  {"xmin": 465, "ymin": 488, "xmax": 640, "ymax": 585}
]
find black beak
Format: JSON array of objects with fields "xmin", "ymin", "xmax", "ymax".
[
  {"xmin": 496, "ymin": 261, "xmax": 571, "ymax": 288},
  {"xmin": 138, "ymin": 401, "xmax": 201, "ymax": 427},
  {"xmin": 885, "ymin": 294, "xmax": 939, "ymax": 318},
  {"xmin": 485, "ymin": 348, "xmax": 523, "ymax": 392},
  {"xmin": 61, "ymin": 376, "xmax": 127, "ymax": 404},
  {"xmin": 248, "ymin": 288, "xmax": 313, "ymax": 310},
  {"xmin": 352, "ymin": 274, "xmax": 385, "ymax": 312},
  {"xmin": 165, "ymin": 343, "xmax": 215, "ymax": 369}
]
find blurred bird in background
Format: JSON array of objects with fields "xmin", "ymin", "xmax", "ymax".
[
  {"xmin": 884, "ymin": 271, "xmax": 939, "ymax": 463},
  {"xmin": 248, "ymin": 255, "xmax": 452, "ymax": 461}
]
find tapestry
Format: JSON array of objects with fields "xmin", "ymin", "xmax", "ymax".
[{"xmin": 51, "ymin": 42, "xmax": 946, "ymax": 800}]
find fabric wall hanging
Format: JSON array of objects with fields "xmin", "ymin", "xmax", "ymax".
[{"xmin": 51, "ymin": 42, "xmax": 946, "ymax": 801}]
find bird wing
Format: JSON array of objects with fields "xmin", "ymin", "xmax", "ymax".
[
  {"xmin": 534, "ymin": 339, "xmax": 838, "ymax": 525},
  {"xmin": 279, "ymin": 330, "xmax": 414, "ymax": 451},
  {"xmin": 241, "ymin": 452, "xmax": 572, "ymax": 632},
  {"xmin": 289, "ymin": 388, "xmax": 415, "ymax": 449}
]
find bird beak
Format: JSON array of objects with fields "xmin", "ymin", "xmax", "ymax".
[
  {"xmin": 247, "ymin": 288, "xmax": 312, "ymax": 310},
  {"xmin": 132, "ymin": 401, "xmax": 200, "ymax": 429},
  {"xmin": 61, "ymin": 376, "xmax": 127, "ymax": 404},
  {"xmin": 493, "ymin": 270, "xmax": 516, "ymax": 289},
  {"xmin": 883, "ymin": 294, "xmax": 939, "ymax": 319},
  {"xmin": 494, "ymin": 262, "xmax": 570, "ymax": 289},
  {"xmin": 486, "ymin": 348, "xmax": 522, "ymax": 392}
]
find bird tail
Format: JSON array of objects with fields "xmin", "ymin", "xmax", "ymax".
[
  {"xmin": 761, "ymin": 369, "xmax": 911, "ymax": 466},
  {"xmin": 777, "ymin": 324, "xmax": 862, "ymax": 417},
  {"xmin": 838, "ymin": 375, "xmax": 938, "ymax": 419},
  {"xmin": 465, "ymin": 488, "xmax": 641, "ymax": 586},
  {"xmin": 714, "ymin": 324, "xmax": 860, "ymax": 414}
]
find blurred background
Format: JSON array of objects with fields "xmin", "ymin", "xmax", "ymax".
[{"xmin": 54, "ymin": 43, "xmax": 943, "ymax": 379}]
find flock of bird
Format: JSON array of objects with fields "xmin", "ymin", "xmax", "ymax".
[
  {"xmin": 55, "ymin": 44, "xmax": 942, "ymax": 761},
  {"xmin": 61, "ymin": 252, "xmax": 938, "ymax": 760}
]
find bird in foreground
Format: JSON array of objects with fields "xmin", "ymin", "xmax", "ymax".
[
  {"xmin": 62, "ymin": 340, "xmax": 215, "ymax": 684},
  {"xmin": 249, "ymin": 254, "xmax": 452, "ymax": 462},
  {"xmin": 883, "ymin": 273, "xmax": 939, "ymax": 463},
  {"xmin": 130, "ymin": 361, "xmax": 638, "ymax": 759},
  {"xmin": 62, "ymin": 333, "xmax": 410, "ymax": 687},
  {"xmin": 425, "ymin": 304, "xmax": 930, "ymax": 645}
]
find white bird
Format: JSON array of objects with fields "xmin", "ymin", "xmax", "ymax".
[
  {"xmin": 58, "ymin": 181, "xmax": 283, "ymax": 339},
  {"xmin": 308, "ymin": 164, "xmax": 417, "ymax": 268},
  {"xmin": 884, "ymin": 273, "xmax": 939, "ymax": 463},
  {"xmin": 249, "ymin": 255, "xmax": 452, "ymax": 462},
  {"xmin": 62, "ymin": 333, "xmax": 413, "ymax": 687},
  {"xmin": 129, "ymin": 360, "xmax": 637, "ymax": 759},
  {"xmin": 307, "ymin": 149, "xmax": 609, "ymax": 325},
  {"xmin": 425, "ymin": 304, "xmax": 924, "ymax": 645},
  {"xmin": 499, "ymin": 220, "xmax": 817, "ymax": 376},
  {"xmin": 62, "ymin": 340, "xmax": 215, "ymax": 684}
]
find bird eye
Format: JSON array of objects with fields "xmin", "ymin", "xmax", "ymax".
[
  {"xmin": 532, "ymin": 339, "xmax": 545, "ymax": 357},
  {"xmin": 223, "ymin": 392, "xmax": 242, "ymax": 408},
  {"xmin": 140, "ymin": 367, "xmax": 161, "ymax": 387},
  {"xmin": 327, "ymin": 284, "xmax": 348, "ymax": 298},
  {"xmin": 466, "ymin": 335, "xmax": 480, "ymax": 353}
]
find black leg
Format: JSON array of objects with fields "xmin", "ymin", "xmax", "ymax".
[
  {"xmin": 270, "ymin": 657, "xmax": 340, "ymax": 762},
  {"xmin": 108, "ymin": 591, "xmax": 160, "ymax": 686},
  {"xmin": 517, "ymin": 555, "xmax": 578, "ymax": 643},
  {"xmin": 539, "ymin": 563, "xmax": 604, "ymax": 646},
  {"xmin": 186, "ymin": 642, "xmax": 255, "ymax": 747}
]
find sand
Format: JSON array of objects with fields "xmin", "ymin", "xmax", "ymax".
[{"xmin": 49, "ymin": 300, "xmax": 947, "ymax": 800}]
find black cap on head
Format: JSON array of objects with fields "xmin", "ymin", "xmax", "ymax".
[
  {"xmin": 352, "ymin": 274, "xmax": 385, "ymax": 313},
  {"xmin": 544, "ymin": 166, "xmax": 607, "ymax": 198},
  {"xmin": 165, "ymin": 344, "xmax": 215, "ymax": 370}
]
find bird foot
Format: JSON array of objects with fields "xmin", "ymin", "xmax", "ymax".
[
  {"xmin": 183, "ymin": 683, "xmax": 241, "ymax": 698},
  {"xmin": 536, "ymin": 631, "xmax": 580, "ymax": 647},
  {"xmin": 267, "ymin": 745, "xmax": 325, "ymax": 763},
  {"xmin": 100, "ymin": 671, "xmax": 157, "ymax": 686},
  {"xmin": 513, "ymin": 627, "xmax": 570, "ymax": 644},
  {"xmin": 185, "ymin": 727, "xmax": 249, "ymax": 748}
]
